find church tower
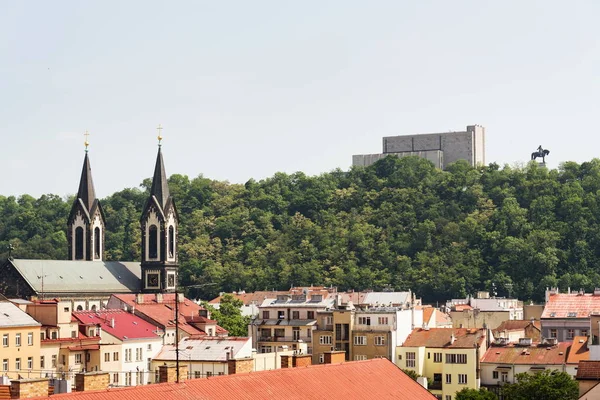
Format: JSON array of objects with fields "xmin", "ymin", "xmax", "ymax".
[
  {"xmin": 140, "ymin": 131, "xmax": 179, "ymax": 293},
  {"xmin": 67, "ymin": 136, "xmax": 105, "ymax": 261}
]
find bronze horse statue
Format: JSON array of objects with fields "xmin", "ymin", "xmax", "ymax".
[{"xmin": 531, "ymin": 145, "xmax": 550, "ymax": 163}]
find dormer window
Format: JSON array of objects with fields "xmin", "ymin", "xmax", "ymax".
[{"xmin": 567, "ymin": 312, "xmax": 577, "ymax": 317}]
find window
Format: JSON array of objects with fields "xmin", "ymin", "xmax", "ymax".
[
  {"xmin": 147, "ymin": 344, "xmax": 152, "ymax": 351},
  {"xmin": 15, "ymin": 358, "xmax": 21, "ymax": 370},
  {"xmin": 75, "ymin": 227, "xmax": 84, "ymax": 260},
  {"xmin": 40, "ymin": 356, "xmax": 45, "ymax": 369},
  {"xmin": 2, "ymin": 359, "xmax": 7, "ymax": 371},
  {"xmin": 113, "ymin": 352, "xmax": 119, "ymax": 361},
  {"xmin": 567, "ymin": 329, "xmax": 575, "ymax": 339},
  {"xmin": 94, "ymin": 227, "xmax": 101, "ymax": 258},
  {"xmin": 501, "ymin": 372, "xmax": 509, "ymax": 382},
  {"xmin": 378, "ymin": 316, "xmax": 389, "ymax": 325},
  {"xmin": 445, "ymin": 374, "xmax": 451, "ymax": 384},
  {"xmin": 307, "ymin": 311, "xmax": 315, "ymax": 319},
  {"xmin": 434, "ymin": 352, "xmax": 442, "ymax": 363},
  {"xmin": 274, "ymin": 329, "xmax": 285, "ymax": 338},
  {"xmin": 354, "ymin": 336, "xmax": 366, "ymax": 345},
  {"xmin": 195, "ymin": 371, "xmax": 202, "ymax": 378},
  {"xmin": 582, "ymin": 329, "xmax": 589, "ymax": 337},
  {"xmin": 71, "ymin": 331, "xmax": 77, "ymax": 338},
  {"xmin": 458, "ymin": 374, "xmax": 467, "ymax": 384},
  {"xmin": 446, "ymin": 354, "xmax": 467, "ymax": 364},
  {"xmin": 277, "ymin": 311, "xmax": 285, "ymax": 319},
  {"xmin": 355, "ymin": 355, "xmax": 367, "ymax": 361},
  {"xmin": 125, "ymin": 348, "xmax": 132, "ymax": 362},
  {"xmin": 2, "ymin": 334, "xmax": 7, "ymax": 347},
  {"xmin": 27, "ymin": 332, "xmax": 33, "ymax": 346},
  {"xmin": 149, "ymin": 225, "xmax": 158, "ymax": 259},
  {"xmin": 292, "ymin": 327, "xmax": 300, "ymax": 340},
  {"xmin": 493, "ymin": 371, "xmax": 499, "ymax": 379},
  {"xmin": 75, "ymin": 353, "xmax": 82, "ymax": 365},
  {"xmin": 358, "ymin": 317, "xmax": 371, "ymax": 325},
  {"xmin": 136, "ymin": 348, "xmax": 143, "ymax": 361},
  {"xmin": 27, "ymin": 357, "xmax": 33, "ymax": 369},
  {"xmin": 113, "ymin": 373, "xmax": 119, "ymax": 384},
  {"xmin": 40, "ymin": 332, "xmax": 45, "ymax": 341},
  {"xmin": 15, "ymin": 333, "xmax": 21, "ymax": 347},
  {"xmin": 61, "ymin": 355, "xmax": 66, "ymax": 365},
  {"xmin": 375, "ymin": 336, "xmax": 386, "ymax": 346},
  {"xmin": 320, "ymin": 335, "xmax": 332, "ymax": 345},
  {"xmin": 405, "ymin": 352, "xmax": 416, "ymax": 368},
  {"xmin": 51, "ymin": 355, "xmax": 57, "ymax": 368},
  {"xmin": 206, "ymin": 372, "xmax": 213, "ymax": 377},
  {"xmin": 549, "ymin": 329, "xmax": 557, "ymax": 338},
  {"xmin": 292, "ymin": 311, "xmax": 300, "ymax": 319},
  {"xmin": 168, "ymin": 225, "xmax": 175, "ymax": 257},
  {"xmin": 319, "ymin": 354, "xmax": 324, "ymax": 364},
  {"xmin": 262, "ymin": 311, "xmax": 270, "ymax": 319},
  {"xmin": 446, "ymin": 396, "xmax": 452, "ymax": 400},
  {"xmin": 125, "ymin": 372, "xmax": 132, "ymax": 386},
  {"xmin": 104, "ymin": 353, "xmax": 110, "ymax": 362},
  {"xmin": 51, "ymin": 331, "xmax": 58, "ymax": 339}
]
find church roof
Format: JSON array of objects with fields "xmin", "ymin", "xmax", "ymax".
[
  {"xmin": 77, "ymin": 152, "xmax": 97, "ymax": 213},
  {"xmin": 6, "ymin": 259, "xmax": 141, "ymax": 294},
  {"xmin": 149, "ymin": 147, "xmax": 170, "ymax": 211}
]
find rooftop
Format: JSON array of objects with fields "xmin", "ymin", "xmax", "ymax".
[
  {"xmin": 542, "ymin": 293, "xmax": 600, "ymax": 318},
  {"xmin": 0, "ymin": 301, "xmax": 41, "ymax": 328},
  {"xmin": 402, "ymin": 328, "xmax": 485, "ymax": 349},
  {"xmin": 154, "ymin": 336, "xmax": 251, "ymax": 362},
  {"xmin": 481, "ymin": 342, "xmax": 573, "ymax": 365},
  {"xmin": 72, "ymin": 310, "xmax": 163, "ymax": 341},
  {"xmin": 28, "ymin": 359, "xmax": 435, "ymax": 400},
  {"xmin": 577, "ymin": 360, "xmax": 600, "ymax": 380},
  {"xmin": 492, "ymin": 320, "xmax": 541, "ymax": 335}
]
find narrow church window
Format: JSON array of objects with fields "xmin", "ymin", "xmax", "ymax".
[
  {"xmin": 94, "ymin": 227, "xmax": 101, "ymax": 259},
  {"xmin": 149, "ymin": 225, "xmax": 158, "ymax": 259},
  {"xmin": 75, "ymin": 227, "xmax": 84, "ymax": 260},
  {"xmin": 168, "ymin": 226, "xmax": 174, "ymax": 257}
]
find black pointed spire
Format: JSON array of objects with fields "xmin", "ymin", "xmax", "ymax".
[
  {"xmin": 150, "ymin": 147, "xmax": 170, "ymax": 209},
  {"xmin": 77, "ymin": 152, "xmax": 97, "ymax": 213}
]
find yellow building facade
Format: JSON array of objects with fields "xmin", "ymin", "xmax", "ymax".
[{"xmin": 0, "ymin": 302, "xmax": 42, "ymax": 380}]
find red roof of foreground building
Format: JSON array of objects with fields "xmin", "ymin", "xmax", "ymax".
[
  {"xmin": 481, "ymin": 342, "xmax": 570, "ymax": 365},
  {"xmin": 403, "ymin": 328, "xmax": 485, "ymax": 348},
  {"xmin": 542, "ymin": 293, "xmax": 600, "ymax": 318},
  {"xmin": 73, "ymin": 310, "xmax": 163, "ymax": 341},
  {"xmin": 28, "ymin": 359, "xmax": 435, "ymax": 400},
  {"xmin": 577, "ymin": 360, "xmax": 600, "ymax": 380},
  {"xmin": 567, "ymin": 336, "xmax": 590, "ymax": 365}
]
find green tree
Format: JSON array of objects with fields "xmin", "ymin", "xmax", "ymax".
[
  {"xmin": 501, "ymin": 371, "xmax": 578, "ymax": 400},
  {"xmin": 455, "ymin": 388, "xmax": 498, "ymax": 400},
  {"xmin": 401, "ymin": 369, "xmax": 420, "ymax": 381},
  {"xmin": 203, "ymin": 294, "xmax": 249, "ymax": 337}
]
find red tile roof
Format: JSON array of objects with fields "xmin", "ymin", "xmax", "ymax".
[
  {"xmin": 481, "ymin": 342, "xmax": 570, "ymax": 365},
  {"xmin": 542, "ymin": 293, "xmax": 600, "ymax": 318},
  {"xmin": 110, "ymin": 294, "xmax": 222, "ymax": 336},
  {"xmin": 492, "ymin": 320, "xmax": 541, "ymax": 335},
  {"xmin": 28, "ymin": 359, "xmax": 435, "ymax": 400},
  {"xmin": 422, "ymin": 307, "xmax": 434, "ymax": 325},
  {"xmin": 210, "ymin": 287, "xmax": 335, "ymax": 306},
  {"xmin": 402, "ymin": 328, "xmax": 485, "ymax": 348},
  {"xmin": 73, "ymin": 310, "xmax": 162, "ymax": 341},
  {"xmin": 577, "ymin": 360, "xmax": 600, "ymax": 380},
  {"xmin": 567, "ymin": 336, "xmax": 590, "ymax": 365}
]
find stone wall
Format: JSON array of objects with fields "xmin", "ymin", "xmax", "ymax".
[
  {"xmin": 75, "ymin": 372, "xmax": 109, "ymax": 392},
  {"xmin": 10, "ymin": 379, "xmax": 48, "ymax": 399}
]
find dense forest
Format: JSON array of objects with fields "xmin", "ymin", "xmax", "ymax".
[{"xmin": 2, "ymin": 156, "xmax": 600, "ymax": 303}]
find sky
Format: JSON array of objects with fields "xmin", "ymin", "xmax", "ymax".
[{"xmin": 0, "ymin": 1, "xmax": 599, "ymax": 198}]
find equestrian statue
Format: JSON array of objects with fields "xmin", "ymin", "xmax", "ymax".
[{"xmin": 531, "ymin": 145, "xmax": 550, "ymax": 164}]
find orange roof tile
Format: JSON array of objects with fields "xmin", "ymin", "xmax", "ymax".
[
  {"xmin": 492, "ymin": 320, "xmax": 541, "ymax": 335},
  {"xmin": 422, "ymin": 307, "xmax": 434, "ymax": 325},
  {"xmin": 567, "ymin": 336, "xmax": 590, "ymax": 364},
  {"xmin": 27, "ymin": 359, "xmax": 435, "ymax": 400},
  {"xmin": 402, "ymin": 328, "xmax": 485, "ymax": 348},
  {"xmin": 577, "ymin": 360, "xmax": 600, "ymax": 380},
  {"xmin": 481, "ymin": 342, "xmax": 570, "ymax": 365},
  {"xmin": 542, "ymin": 293, "xmax": 600, "ymax": 318}
]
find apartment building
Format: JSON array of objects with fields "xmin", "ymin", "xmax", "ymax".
[
  {"xmin": 398, "ymin": 328, "xmax": 486, "ymax": 400},
  {"xmin": 541, "ymin": 288, "xmax": 600, "ymax": 342},
  {"xmin": 312, "ymin": 304, "xmax": 423, "ymax": 364},
  {"xmin": 0, "ymin": 302, "xmax": 42, "ymax": 380},
  {"xmin": 448, "ymin": 292, "xmax": 523, "ymax": 330},
  {"xmin": 250, "ymin": 293, "xmax": 334, "ymax": 354}
]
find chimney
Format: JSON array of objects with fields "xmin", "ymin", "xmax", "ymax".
[
  {"xmin": 227, "ymin": 358, "xmax": 254, "ymax": 375},
  {"xmin": 9, "ymin": 379, "xmax": 49, "ymax": 399},
  {"xmin": 136, "ymin": 293, "xmax": 144, "ymax": 304},
  {"xmin": 75, "ymin": 372, "xmax": 109, "ymax": 392},
  {"xmin": 158, "ymin": 365, "xmax": 188, "ymax": 383},
  {"xmin": 156, "ymin": 293, "xmax": 163, "ymax": 303},
  {"xmin": 292, "ymin": 354, "xmax": 312, "ymax": 368},
  {"xmin": 450, "ymin": 334, "xmax": 456, "ymax": 345},
  {"xmin": 280, "ymin": 355, "xmax": 292, "ymax": 368},
  {"xmin": 416, "ymin": 376, "xmax": 428, "ymax": 390},
  {"xmin": 177, "ymin": 293, "xmax": 184, "ymax": 303},
  {"xmin": 110, "ymin": 318, "xmax": 115, "ymax": 329},
  {"xmin": 323, "ymin": 351, "xmax": 345, "ymax": 364}
]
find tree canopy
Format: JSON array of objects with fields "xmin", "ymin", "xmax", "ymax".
[
  {"xmin": 4, "ymin": 157, "xmax": 600, "ymax": 302},
  {"xmin": 501, "ymin": 370, "xmax": 578, "ymax": 400},
  {"xmin": 202, "ymin": 294, "xmax": 250, "ymax": 337},
  {"xmin": 455, "ymin": 388, "xmax": 498, "ymax": 400}
]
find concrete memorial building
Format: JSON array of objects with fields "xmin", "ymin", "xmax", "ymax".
[
  {"xmin": 0, "ymin": 134, "xmax": 180, "ymax": 311},
  {"xmin": 353, "ymin": 124, "xmax": 486, "ymax": 169}
]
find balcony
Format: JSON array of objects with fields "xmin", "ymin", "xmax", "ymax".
[
  {"xmin": 258, "ymin": 336, "xmax": 310, "ymax": 343},
  {"xmin": 429, "ymin": 381, "xmax": 442, "ymax": 390},
  {"xmin": 353, "ymin": 324, "xmax": 393, "ymax": 332}
]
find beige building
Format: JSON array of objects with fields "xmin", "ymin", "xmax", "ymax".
[
  {"xmin": 448, "ymin": 292, "xmax": 523, "ymax": 330},
  {"xmin": 0, "ymin": 301, "xmax": 42, "ymax": 380}
]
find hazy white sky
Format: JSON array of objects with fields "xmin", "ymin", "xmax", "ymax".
[{"xmin": 1, "ymin": 1, "xmax": 598, "ymax": 198}]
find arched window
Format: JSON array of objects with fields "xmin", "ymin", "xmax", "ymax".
[
  {"xmin": 76, "ymin": 305, "xmax": 83, "ymax": 311},
  {"xmin": 149, "ymin": 225, "xmax": 158, "ymax": 259},
  {"xmin": 75, "ymin": 227, "xmax": 84, "ymax": 260},
  {"xmin": 94, "ymin": 227, "xmax": 101, "ymax": 259},
  {"xmin": 91, "ymin": 305, "xmax": 97, "ymax": 311},
  {"xmin": 168, "ymin": 225, "xmax": 175, "ymax": 257}
]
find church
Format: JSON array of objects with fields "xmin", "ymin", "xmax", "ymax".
[{"xmin": 0, "ymin": 136, "xmax": 181, "ymax": 311}]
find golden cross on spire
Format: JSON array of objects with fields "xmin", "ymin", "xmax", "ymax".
[
  {"xmin": 157, "ymin": 124, "xmax": 163, "ymax": 147},
  {"xmin": 84, "ymin": 131, "xmax": 90, "ymax": 152}
]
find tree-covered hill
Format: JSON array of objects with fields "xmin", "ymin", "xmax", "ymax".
[{"xmin": 2, "ymin": 156, "xmax": 600, "ymax": 303}]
